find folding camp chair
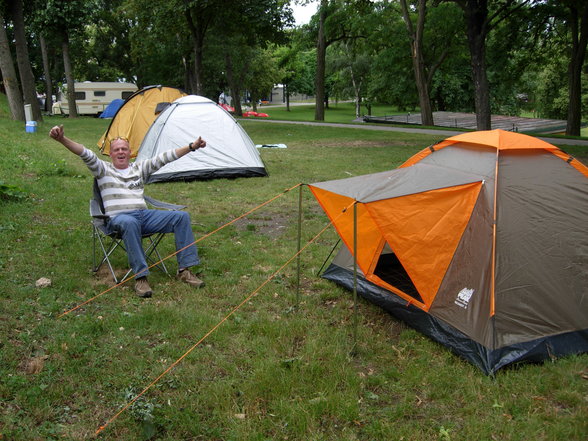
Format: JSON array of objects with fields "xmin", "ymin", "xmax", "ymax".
[{"xmin": 90, "ymin": 179, "xmax": 186, "ymax": 283}]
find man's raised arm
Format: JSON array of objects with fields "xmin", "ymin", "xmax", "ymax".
[
  {"xmin": 49, "ymin": 125, "xmax": 84, "ymax": 156},
  {"xmin": 174, "ymin": 136, "xmax": 206, "ymax": 159}
]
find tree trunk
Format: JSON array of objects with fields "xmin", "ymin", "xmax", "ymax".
[
  {"xmin": 349, "ymin": 63, "xmax": 362, "ymax": 118},
  {"xmin": 285, "ymin": 83, "xmax": 290, "ymax": 111},
  {"xmin": 193, "ymin": 46, "xmax": 203, "ymax": 94},
  {"xmin": 185, "ymin": 8, "xmax": 209, "ymax": 96},
  {"xmin": 39, "ymin": 34, "xmax": 53, "ymax": 113},
  {"xmin": 10, "ymin": 0, "xmax": 43, "ymax": 121},
  {"xmin": 252, "ymin": 94, "xmax": 258, "ymax": 112},
  {"xmin": 400, "ymin": 0, "xmax": 434, "ymax": 126},
  {"xmin": 62, "ymin": 33, "xmax": 78, "ymax": 118},
  {"xmin": 314, "ymin": 0, "xmax": 328, "ymax": 121},
  {"xmin": 462, "ymin": 0, "xmax": 491, "ymax": 130},
  {"xmin": 225, "ymin": 52, "xmax": 242, "ymax": 116},
  {"xmin": 0, "ymin": 13, "xmax": 25, "ymax": 120},
  {"xmin": 565, "ymin": 3, "xmax": 588, "ymax": 136}
]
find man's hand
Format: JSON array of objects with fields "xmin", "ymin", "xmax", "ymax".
[
  {"xmin": 177, "ymin": 137, "xmax": 207, "ymax": 158},
  {"xmin": 190, "ymin": 137, "xmax": 206, "ymax": 151},
  {"xmin": 49, "ymin": 125, "xmax": 64, "ymax": 142},
  {"xmin": 48, "ymin": 125, "xmax": 84, "ymax": 155}
]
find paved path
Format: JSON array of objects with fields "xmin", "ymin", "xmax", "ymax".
[
  {"xmin": 365, "ymin": 111, "xmax": 568, "ymax": 133},
  {"xmin": 243, "ymin": 118, "xmax": 588, "ymax": 146}
]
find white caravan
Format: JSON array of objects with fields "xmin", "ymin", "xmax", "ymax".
[{"xmin": 52, "ymin": 82, "xmax": 137, "ymax": 116}]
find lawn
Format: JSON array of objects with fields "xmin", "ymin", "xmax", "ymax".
[
  {"xmin": 0, "ymin": 108, "xmax": 587, "ymax": 440},
  {"xmin": 257, "ymin": 102, "xmax": 403, "ymax": 124}
]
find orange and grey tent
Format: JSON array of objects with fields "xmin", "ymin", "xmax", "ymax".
[
  {"xmin": 309, "ymin": 130, "xmax": 588, "ymax": 374},
  {"xmin": 97, "ymin": 85, "xmax": 187, "ymax": 157}
]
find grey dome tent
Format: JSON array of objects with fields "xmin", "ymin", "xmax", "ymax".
[
  {"xmin": 310, "ymin": 130, "xmax": 588, "ymax": 374},
  {"xmin": 135, "ymin": 95, "xmax": 267, "ymax": 183}
]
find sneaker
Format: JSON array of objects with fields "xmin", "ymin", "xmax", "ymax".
[
  {"xmin": 178, "ymin": 269, "xmax": 205, "ymax": 288},
  {"xmin": 135, "ymin": 277, "xmax": 153, "ymax": 298}
]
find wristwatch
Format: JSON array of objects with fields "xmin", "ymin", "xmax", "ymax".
[{"xmin": 189, "ymin": 142, "xmax": 196, "ymax": 151}]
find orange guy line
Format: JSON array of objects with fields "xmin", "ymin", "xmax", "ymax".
[{"xmin": 95, "ymin": 202, "xmax": 348, "ymax": 435}]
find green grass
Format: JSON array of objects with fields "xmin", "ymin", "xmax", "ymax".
[
  {"xmin": 0, "ymin": 109, "xmax": 587, "ymax": 440},
  {"xmin": 258, "ymin": 102, "xmax": 403, "ymax": 124}
]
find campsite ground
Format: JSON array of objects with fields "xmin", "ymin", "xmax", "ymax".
[{"xmin": 0, "ymin": 100, "xmax": 587, "ymax": 440}]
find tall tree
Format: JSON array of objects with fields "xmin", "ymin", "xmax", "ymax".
[
  {"xmin": 124, "ymin": 0, "xmax": 187, "ymax": 88},
  {"xmin": 274, "ymin": 39, "xmax": 315, "ymax": 111},
  {"xmin": 223, "ymin": 36, "xmax": 250, "ymax": 116},
  {"xmin": 61, "ymin": 31, "xmax": 77, "ymax": 117},
  {"xmin": 446, "ymin": 0, "xmax": 529, "ymax": 130},
  {"xmin": 9, "ymin": 0, "xmax": 43, "ymax": 121},
  {"xmin": 216, "ymin": 0, "xmax": 291, "ymax": 115},
  {"xmin": 0, "ymin": 11, "xmax": 25, "ymax": 120},
  {"xmin": 329, "ymin": 40, "xmax": 371, "ymax": 118},
  {"xmin": 77, "ymin": 0, "xmax": 134, "ymax": 82},
  {"xmin": 562, "ymin": 0, "xmax": 588, "ymax": 136},
  {"xmin": 39, "ymin": 34, "xmax": 53, "ymax": 112},
  {"xmin": 184, "ymin": 0, "xmax": 218, "ymax": 95},
  {"xmin": 365, "ymin": 1, "xmax": 417, "ymax": 111},
  {"xmin": 36, "ymin": 0, "xmax": 98, "ymax": 118},
  {"xmin": 247, "ymin": 48, "xmax": 280, "ymax": 111},
  {"xmin": 312, "ymin": 0, "xmax": 358, "ymax": 121},
  {"xmin": 400, "ymin": 0, "xmax": 434, "ymax": 125},
  {"xmin": 315, "ymin": 0, "xmax": 328, "ymax": 120}
]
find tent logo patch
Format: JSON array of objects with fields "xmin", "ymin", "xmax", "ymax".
[{"xmin": 455, "ymin": 288, "xmax": 475, "ymax": 309}]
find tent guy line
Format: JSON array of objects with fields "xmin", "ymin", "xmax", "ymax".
[
  {"xmin": 58, "ymin": 183, "xmax": 302, "ymax": 318},
  {"xmin": 95, "ymin": 197, "xmax": 354, "ymax": 436}
]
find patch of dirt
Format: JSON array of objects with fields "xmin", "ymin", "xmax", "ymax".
[
  {"xmin": 19, "ymin": 355, "xmax": 49, "ymax": 374},
  {"xmin": 232, "ymin": 213, "xmax": 291, "ymax": 239},
  {"xmin": 93, "ymin": 265, "xmax": 127, "ymax": 285}
]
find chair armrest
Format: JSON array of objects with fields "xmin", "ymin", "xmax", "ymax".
[
  {"xmin": 144, "ymin": 195, "xmax": 186, "ymax": 211},
  {"xmin": 90, "ymin": 199, "xmax": 109, "ymax": 219}
]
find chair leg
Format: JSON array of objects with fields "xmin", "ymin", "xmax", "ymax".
[
  {"xmin": 92, "ymin": 225, "xmax": 123, "ymax": 284},
  {"xmin": 144, "ymin": 233, "xmax": 170, "ymax": 276},
  {"xmin": 91, "ymin": 226, "xmax": 173, "ymax": 284}
]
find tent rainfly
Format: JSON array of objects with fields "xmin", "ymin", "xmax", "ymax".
[
  {"xmin": 99, "ymin": 99, "xmax": 125, "ymax": 119},
  {"xmin": 309, "ymin": 129, "xmax": 588, "ymax": 374},
  {"xmin": 135, "ymin": 95, "xmax": 267, "ymax": 182},
  {"xmin": 98, "ymin": 85, "xmax": 187, "ymax": 157}
]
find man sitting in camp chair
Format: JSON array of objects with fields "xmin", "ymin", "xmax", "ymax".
[{"xmin": 49, "ymin": 125, "xmax": 206, "ymax": 298}]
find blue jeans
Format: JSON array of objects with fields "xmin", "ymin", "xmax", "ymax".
[{"xmin": 107, "ymin": 209, "xmax": 200, "ymax": 279}]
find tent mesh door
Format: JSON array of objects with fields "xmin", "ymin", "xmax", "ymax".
[{"xmin": 373, "ymin": 253, "xmax": 423, "ymax": 303}]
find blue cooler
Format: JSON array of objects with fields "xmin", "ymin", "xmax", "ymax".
[{"xmin": 25, "ymin": 121, "xmax": 37, "ymax": 133}]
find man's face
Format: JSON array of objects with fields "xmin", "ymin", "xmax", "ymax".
[{"xmin": 110, "ymin": 139, "xmax": 131, "ymax": 169}]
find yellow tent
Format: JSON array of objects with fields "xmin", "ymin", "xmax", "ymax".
[{"xmin": 97, "ymin": 85, "xmax": 187, "ymax": 157}]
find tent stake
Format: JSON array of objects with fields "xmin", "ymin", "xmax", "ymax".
[
  {"xmin": 296, "ymin": 184, "xmax": 303, "ymax": 309},
  {"xmin": 351, "ymin": 201, "xmax": 358, "ymax": 356}
]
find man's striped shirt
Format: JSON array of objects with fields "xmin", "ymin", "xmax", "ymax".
[{"xmin": 80, "ymin": 147, "xmax": 178, "ymax": 217}]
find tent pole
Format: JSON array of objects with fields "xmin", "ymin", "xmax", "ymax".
[
  {"xmin": 296, "ymin": 184, "xmax": 303, "ymax": 309},
  {"xmin": 317, "ymin": 238, "xmax": 340, "ymax": 276},
  {"xmin": 352, "ymin": 201, "xmax": 358, "ymax": 355}
]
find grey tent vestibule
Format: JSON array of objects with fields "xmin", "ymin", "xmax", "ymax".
[
  {"xmin": 136, "ymin": 95, "xmax": 267, "ymax": 183},
  {"xmin": 309, "ymin": 129, "xmax": 588, "ymax": 374}
]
